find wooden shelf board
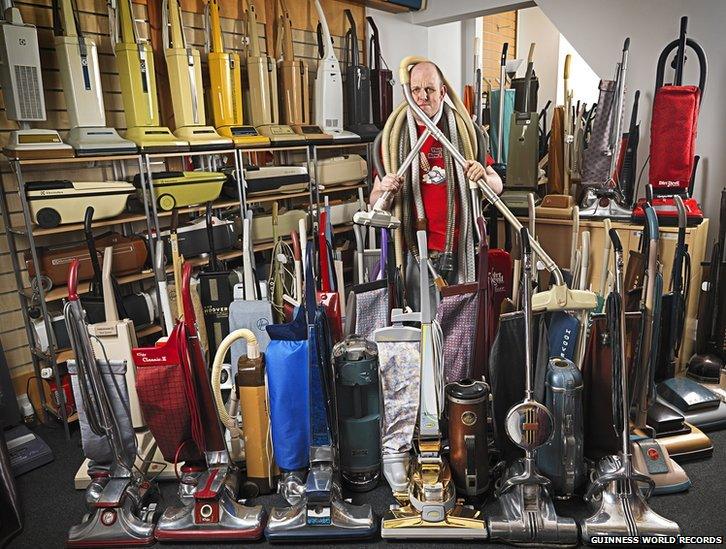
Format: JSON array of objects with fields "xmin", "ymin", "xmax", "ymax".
[
  {"xmin": 246, "ymin": 183, "xmax": 366, "ymax": 205},
  {"xmin": 8, "ymin": 154, "xmax": 140, "ymax": 167}
]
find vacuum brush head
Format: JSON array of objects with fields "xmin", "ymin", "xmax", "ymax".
[{"xmin": 353, "ymin": 209, "xmax": 400, "ymax": 229}]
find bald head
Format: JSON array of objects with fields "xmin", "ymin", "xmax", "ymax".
[{"xmin": 410, "ymin": 61, "xmax": 446, "ymax": 120}]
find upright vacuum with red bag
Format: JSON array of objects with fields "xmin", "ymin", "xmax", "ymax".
[
  {"xmin": 133, "ymin": 263, "xmax": 266, "ymax": 541},
  {"xmin": 632, "ymin": 16, "xmax": 707, "ymax": 226}
]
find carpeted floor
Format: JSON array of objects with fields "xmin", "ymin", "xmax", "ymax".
[{"xmin": 6, "ymin": 421, "xmax": 726, "ymax": 548}]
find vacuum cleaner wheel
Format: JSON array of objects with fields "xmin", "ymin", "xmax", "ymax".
[
  {"xmin": 158, "ymin": 194, "xmax": 177, "ymax": 211},
  {"xmin": 36, "ymin": 207, "xmax": 61, "ymax": 228}
]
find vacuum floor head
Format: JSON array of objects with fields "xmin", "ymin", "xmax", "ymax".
[
  {"xmin": 256, "ymin": 124, "xmax": 307, "ymax": 147},
  {"xmin": 631, "ymin": 438, "xmax": 691, "ymax": 495},
  {"xmin": 66, "ymin": 127, "xmax": 137, "ymax": 156},
  {"xmin": 3, "ymin": 129, "xmax": 75, "ymax": 160},
  {"xmin": 381, "ymin": 505, "xmax": 488, "ymax": 540},
  {"xmin": 581, "ymin": 455, "xmax": 681, "ymax": 542},
  {"xmin": 579, "ymin": 188, "xmax": 632, "ymax": 220},
  {"xmin": 218, "ymin": 125, "xmax": 271, "ymax": 148},
  {"xmin": 173, "ymin": 126, "xmax": 232, "ymax": 150},
  {"xmin": 353, "ymin": 209, "xmax": 400, "ymax": 229}
]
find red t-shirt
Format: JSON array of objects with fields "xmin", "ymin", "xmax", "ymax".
[{"xmin": 415, "ymin": 124, "xmax": 494, "ymax": 251}]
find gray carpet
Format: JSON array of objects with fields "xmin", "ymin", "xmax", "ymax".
[{"xmin": 7, "ymin": 422, "xmax": 726, "ymax": 548}]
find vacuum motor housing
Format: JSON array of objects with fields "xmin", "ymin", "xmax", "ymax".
[{"xmin": 332, "ymin": 336, "xmax": 381, "ymax": 492}]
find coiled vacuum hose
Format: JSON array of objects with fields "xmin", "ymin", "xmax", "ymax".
[
  {"xmin": 379, "ymin": 56, "xmax": 479, "ymax": 273},
  {"xmin": 211, "ymin": 329, "xmax": 261, "ymax": 452}
]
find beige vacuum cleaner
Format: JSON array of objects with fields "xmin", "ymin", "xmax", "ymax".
[
  {"xmin": 163, "ymin": 0, "xmax": 231, "ymax": 150},
  {"xmin": 242, "ymin": 0, "xmax": 305, "ymax": 147}
]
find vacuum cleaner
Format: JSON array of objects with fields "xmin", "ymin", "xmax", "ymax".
[
  {"xmin": 65, "ymin": 259, "xmax": 159, "ymax": 547},
  {"xmin": 631, "ymin": 16, "xmax": 707, "ymax": 227},
  {"xmin": 242, "ymin": 0, "xmax": 304, "ymax": 147},
  {"xmin": 163, "ymin": 0, "xmax": 231, "ymax": 149},
  {"xmin": 342, "ymin": 9, "xmax": 379, "ymax": 142},
  {"xmin": 487, "ymin": 228, "xmax": 579, "ymax": 547},
  {"xmin": 0, "ymin": 0, "xmax": 74, "ymax": 159},
  {"xmin": 313, "ymin": 0, "xmax": 360, "ymax": 144},
  {"xmin": 108, "ymin": 0, "xmax": 188, "ymax": 152},
  {"xmin": 52, "ymin": 0, "xmax": 136, "ymax": 155},
  {"xmin": 579, "ymin": 38, "xmax": 633, "ymax": 221},
  {"xmin": 275, "ymin": 0, "xmax": 331, "ymax": 144},
  {"xmin": 205, "ymin": 0, "xmax": 269, "ymax": 148},
  {"xmin": 332, "ymin": 336, "xmax": 381, "ymax": 492},
  {"xmin": 381, "ymin": 232, "xmax": 487, "ymax": 540},
  {"xmin": 580, "ymin": 228, "xmax": 681, "ymax": 542},
  {"xmin": 265, "ymin": 254, "xmax": 376, "ymax": 542},
  {"xmin": 135, "ymin": 263, "xmax": 267, "ymax": 541},
  {"xmin": 366, "ymin": 16, "xmax": 393, "ymax": 130}
]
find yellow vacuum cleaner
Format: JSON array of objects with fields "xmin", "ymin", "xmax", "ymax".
[
  {"xmin": 163, "ymin": 0, "xmax": 231, "ymax": 150},
  {"xmin": 205, "ymin": 0, "xmax": 269, "ymax": 148},
  {"xmin": 274, "ymin": 0, "xmax": 331, "ymax": 144},
  {"xmin": 242, "ymin": 0, "xmax": 304, "ymax": 147},
  {"xmin": 108, "ymin": 0, "xmax": 188, "ymax": 153},
  {"xmin": 0, "ymin": 1, "xmax": 74, "ymax": 159}
]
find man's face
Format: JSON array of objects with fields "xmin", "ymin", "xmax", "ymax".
[{"xmin": 410, "ymin": 63, "xmax": 446, "ymax": 119}]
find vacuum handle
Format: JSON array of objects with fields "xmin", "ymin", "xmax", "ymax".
[
  {"xmin": 68, "ymin": 258, "xmax": 81, "ymax": 302},
  {"xmin": 344, "ymin": 9, "xmax": 358, "ymax": 67},
  {"xmin": 522, "ymin": 42, "xmax": 535, "ymax": 113},
  {"xmin": 366, "ymin": 16, "xmax": 381, "ymax": 71},
  {"xmin": 316, "ymin": 22, "xmax": 324, "ymax": 59},
  {"xmin": 205, "ymin": 202, "xmax": 219, "ymax": 269},
  {"xmin": 83, "ymin": 207, "xmax": 103, "ymax": 288},
  {"xmin": 655, "ymin": 35, "xmax": 707, "ymax": 97}
]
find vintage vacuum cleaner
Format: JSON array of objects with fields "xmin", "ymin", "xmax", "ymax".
[
  {"xmin": 487, "ymin": 228, "xmax": 579, "ymax": 547},
  {"xmin": 242, "ymin": 0, "xmax": 304, "ymax": 147},
  {"xmin": 580, "ymin": 228, "xmax": 681, "ymax": 542},
  {"xmin": 631, "ymin": 16, "xmax": 707, "ymax": 226},
  {"xmin": 275, "ymin": 0, "xmax": 331, "ymax": 144},
  {"xmin": 205, "ymin": 0, "xmax": 269, "ymax": 148},
  {"xmin": 381, "ymin": 231, "xmax": 488, "ymax": 540},
  {"xmin": 52, "ymin": 0, "xmax": 136, "ymax": 155},
  {"xmin": 65, "ymin": 259, "xmax": 159, "ymax": 547},
  {"xmin": 133, "ymin": 263, "xmax": 267, "ymax": 541},
  {"xmin": 265, "ymin": 256, "xmax": 376, "ymax": 542},
  {"xmin": 579, "ymin": 38, "xmax": 633, "ymax": 221},
  {"xmin": 313, "ymin": 0, "xmax": 360, "ymax": 144},
  {"xmin": 332, "ymin": 336, "xmax": 381, "ymax": 492},
  {"xmin": 366, "ymin": 16, "xmax": 393, "ymax": 130},
  {"xmin": 0, "ymin": 0, "xmax": 74, "ymax": 159},
  {"xmin": 342, "ymin": 9, "xmax": 379, "ymax": 142},
  {"xmin": 163, "ymin": 0, "xmax": 231, "ymax": 149},
  {"xmin": 108, "ymin": 0, "xmax": 187, "ymax": 152}
]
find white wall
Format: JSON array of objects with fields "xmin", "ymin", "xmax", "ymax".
[
  {"xmin": 428, "ymin": 22, "xmax": 464, "ymax": 96},
  {"xmin": 516, "ymin": 7, "xmax": 559, "ymax": 110},
  {"xmin": 556, "ymin": 34, "xmax": 600, "ymax": 107},
  {"xmin": 537, "ymin": 0, "xmax": 726, "ymax": 234}
]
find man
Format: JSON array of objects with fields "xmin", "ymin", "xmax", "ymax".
[{"xmin": 369, "ymin": 61, "xmax": 502, "ymax": 306}]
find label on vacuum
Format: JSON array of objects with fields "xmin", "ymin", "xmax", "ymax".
[{"xmin": 307, "ymin": 506, "xmax": 331, "ymax": 526}]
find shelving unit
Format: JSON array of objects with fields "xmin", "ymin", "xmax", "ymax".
[{"xmin": 1, "ymin": 141, "xmax": 372, "ymax": 438}]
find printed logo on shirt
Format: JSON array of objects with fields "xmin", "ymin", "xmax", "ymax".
[
  {"xmin": 423, "ymin": 165, "xmax": 446, "ymax": 185},
  {"xmin": 428, "ymin": 146, "xmax": 443, "ymax": 160}
]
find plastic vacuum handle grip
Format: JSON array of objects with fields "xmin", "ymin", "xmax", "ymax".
[
  {"xmin": 291, "ymin": 230, "xmax": 301, "ymax": 261},
  {"xmin": 476, "ymin": 216, "xmax": 488, "ymax": 246},
  {"xmin": 623, "ymin": 37, "xmax": 630, "ymax": 52},
  {"xmin": 675, "ymin": 195, "xmax": 687, "ymax": 230},
  {"xmin": 644, "ymin": 205, "xmax": 659, "ymax": 241},
  {"xmin": 520, "ymin": 227, "xmax": 531, "ymax": 255},
  {"xmin": 564, "ymin": 54, "xmax": 571, "ymax": 79},
  {"xmin": 171, "ymin": 208, "xmax": 179, "ymax": 232},
  {"xmin": 500, "ymin": 42, "xmax": 508, "ymax": 66},
  {"xmin": 84, "ymin": 206, "xmax": 95, "ymax": 237},
  {"xmin": 181, "ymin": 262, "xmax": 195, "ymax": 324},
  {"xmin": 609, "ymin": 228, "xmax": 622, "ymax": 252},
  {"xmin": 68, "ymin": 258, "xmax": 81, "ymax": 301}
]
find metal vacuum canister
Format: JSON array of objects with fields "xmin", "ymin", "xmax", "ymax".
[
  {"xmin": 236, "ymin": 353, "xmax": 277, "ymax": 495},
  {"xmin": 536, "ymin": 357, "xmax": 586, "ymax": 498},
  {"xmin": 332, "ymin": 336, "xmax": 381, "ymax": 492},
  {"xmin": 445, "ymin": 379, "xmax": 489, "ymax": 497}
]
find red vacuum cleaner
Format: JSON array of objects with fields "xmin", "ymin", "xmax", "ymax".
[
  {"xmin": 132, "ymin": 263, "xmax": 267, "ymax": 541},
  {"xmin": 632, "ymin": 16, "xmax": 707, "ymax": 226}
]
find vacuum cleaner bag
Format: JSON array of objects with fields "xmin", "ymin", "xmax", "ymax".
[
  {"xmin": 581, "ymin": 79, "xmax": 617, "ymax": 187},
  {"xmin": 377, "ymin": 340, "xmax": 421, "ymax": 455},
  {"xmin": 649, "ymin": 86, "xmax": 700, "ymax": 190},
  {"xmin": 68, "ymin": 359, "xmax": 136, "ymax": 467},
  {"xmin": 349, "ymin": 279, "xmax": 389, "ymax": 341},
  {"xmin": 434, "ymin": 284, "xmax": 478, "ymax": 383},
  {"xmin": 229, "ymin": 298, "xmax": 273, "ymax": 375},
  {"xmin": 265, "ymin": 309, "xmax": 310, "ymax": 471}
]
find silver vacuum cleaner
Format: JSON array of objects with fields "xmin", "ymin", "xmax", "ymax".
[
  {"xmin": 64, "ymin": 259, "xmax": 158, "ymax": 547},
  {"xmin": 487, "ymin": 228, "xmax": 579, "ymax": 547},
  {"xmin": 580, "ymin": 229, "xmax": 681, "ymax": 542}
]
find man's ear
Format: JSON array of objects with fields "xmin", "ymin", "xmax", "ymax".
[{"xmin": 441, "ymin": 84, "xmax": 447, "ymax": 97}]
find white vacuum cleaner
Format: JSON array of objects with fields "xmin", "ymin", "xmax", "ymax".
[
  {"xmin": 313, "ymin": 0, "xmax": 360, "ymax": 144},
  {"xmin": 52, "ymin": 0, "xmax": 136, "ymax": 155},
  {"xmin": 0, "ymin": 1, "xmax": 74, "ymax": 159}
]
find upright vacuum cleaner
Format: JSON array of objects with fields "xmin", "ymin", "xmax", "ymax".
[
  {"xmin": 381, "ymin": 232, "xmax": 487, "ymax": 540},
  {"xmin": 242, "ymin": 0, "xmax": 304, "ymax": 146},
  {"xmin": 205, "ymin": 0, "xmax": 269, "ymax": 147},
  {"xmin": 65, "ymin": 259, "xmax": 159, "ymax": 547},
  {"xmin": 135, "ymin": 263, "xmax": 267, "ymax": 541},
  {"xmin": 366, "ymin": 16, "xmax": 393, "ymax": 130},
  {"xmin": 632, "ymin": 16, "xmax": 707, "ymax": 226},
  {"xmin": 342, "ymin": 9, "xmax": 379, "ymax": 142},
  {"xmin": 488, "ymin": 229, "xmax": 579, "ymax": 547},
  {"xmin": 275, "ymin": 0, "xmax": 331, "ymax": 144},
  {"xmin": 313, "ymin": 0, "xmax": 360, "ymax": 144},
  {"xmin": 0, "ymin": 0, "xmax": 74, "ymax": 159},
  {"xmin": 265, "ymin": 252, "xmax": 376, "ymax": 542},
  {"xmin": 580, "ymin": 229, "xmax": 681, "ymax": 542},
  {"xmin": 163, "ymin": 0, "xmax": 231, "ymax": 149},
  {"xmin": 52, "ymin": 0, "xmax": 136, "ymax": 155},
  {"xmin": 108, "ymin": 0, "xmax": 188, "ymax": 152},
  {"xmin": 579, "ymin": 38, "xmax": 632, "ymax": 220}
]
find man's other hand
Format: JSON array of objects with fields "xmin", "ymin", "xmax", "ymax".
[{"xmin": 464, "ymin": 160, "xmax": 503, "ymax": 195}]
